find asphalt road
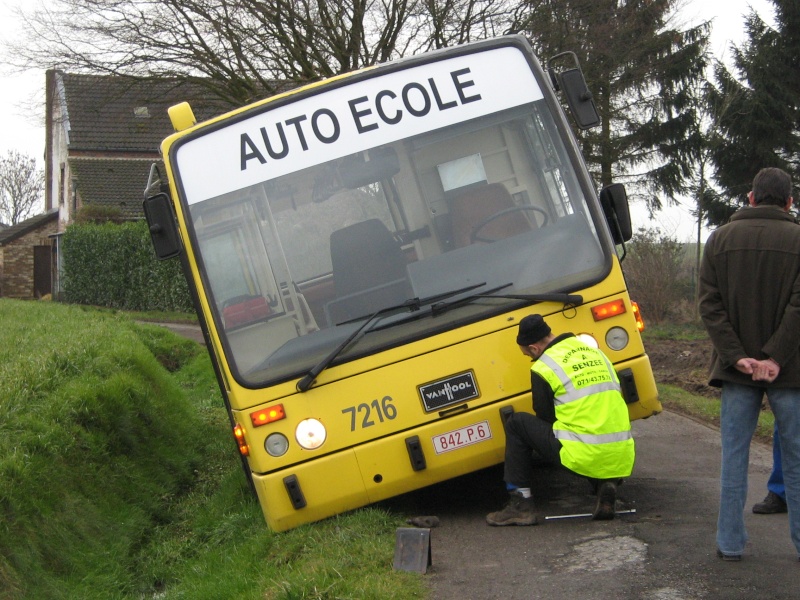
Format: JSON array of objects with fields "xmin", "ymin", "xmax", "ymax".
[
  {"xmin": 385, "ymin": 410, "xmax": 797, "ymax": 600},
  {"xmin": 157, "ymin": 323, "xmax": 797, "ymax": 598}
]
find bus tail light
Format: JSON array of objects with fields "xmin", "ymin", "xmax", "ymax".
[
  {"xmin": 233, "ymin": 424, "xmax": 250, "ymax": 456},
  {"xmin": 591, "ymin": 299, "xmax": 626, "ymax": 321},
  {"xmin": 250, "ymin": 404, "xmax": 286, "ymax": 427},
  {"xmin": 632, "ymin": 301, "xmax": 645, "ymax": 332}
]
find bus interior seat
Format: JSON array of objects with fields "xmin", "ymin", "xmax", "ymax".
[
  {"xmin": 325, "ymin": 218, "xmax": 412, "ymax": 325},
  {"xmin": 449, "ymin": 182, "xmax": 532, "ymax": 249}
]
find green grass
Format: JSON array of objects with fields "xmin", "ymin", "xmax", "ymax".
[
  {"xmin": 68, "ymin": 303, "xmax": 200, "ymax": 325},
  {"xmin": 3, "ymin": 303, "xmax": 771, "ymax": 599},
  {"xmin": 642, "ymin": 321, "xmax": 708, "ymax": 341},
  {"xmin": 0, "ymin": 299, "xmax": 426, "ymax": 600},
  {"xmin": 657, "ymin": 383, "xmax": 775, "ymax": 443}
]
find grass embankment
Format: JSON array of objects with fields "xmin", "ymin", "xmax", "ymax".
[
  {"xmin": 643, "ymin": 323, "xmax": 774, "ymax": 442},
  {"xmin": 0, "ymin": 300, "xmax": 426, "ymax": 600}
]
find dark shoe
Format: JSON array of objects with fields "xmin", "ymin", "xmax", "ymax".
[
  {"xmin": 717, "ymin": 548, "xmax": 741, "ymax": 562},
  {"xmin": 592, "ymin": 481, "xmax": 617, "ymax": 520},
  {"xmin": 486, "ymin": 491, "xmax": 539, "ymax": 526},
  {"xmin": 752, "ymin": 491, "xmax": 787, "ymax": 514}
]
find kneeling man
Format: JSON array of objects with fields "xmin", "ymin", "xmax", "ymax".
[{"xmin": 487, "ymin": 314, "xmax": 635, "ymax": 525}]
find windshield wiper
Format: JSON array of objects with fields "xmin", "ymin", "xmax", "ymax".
[
  {"xmin": 430, "ymin": 283, "xmax": 513, "ymax": 316},
  {"xmin": 297, "ymin": 284, "xmax": 584, "ymax": 392},
  {"xmin": 481, "ymin": 292, "xmax": 583, "ymax": 305},
  {"xmin": 430, "ymin": 288, "xmax": 583, "ymax": 317},
  {"xmin": 296, "ymin": 283, "xmax": 490, "ymax": 392},
  {"xmin": 297, "ymin": 299, "xmax": 419, "ymax": 392},
  {"xmin": 332, "ymin": 282, "xmax": 488, "ymax": 328}
]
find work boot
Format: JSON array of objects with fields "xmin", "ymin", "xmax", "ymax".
[
  {"xmin": 592, "ymin": 481, "xmax": 617, "ymax": 520},
  {"xmin": 486, "ymin": 491, "xmax": 539, "ymax": 526},
  {"xmin": 752, "ymin": 491, "xmax": 787, "ymax": 514}
]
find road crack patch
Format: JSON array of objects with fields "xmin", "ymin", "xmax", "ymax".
[{"xmin": 555, "ymin": 534, "xmax": 648, "ymax": 573}]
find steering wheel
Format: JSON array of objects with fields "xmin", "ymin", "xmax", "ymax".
[{"xmin": 470, "ymin": 206, "xmax": 550, "ymax": 243}]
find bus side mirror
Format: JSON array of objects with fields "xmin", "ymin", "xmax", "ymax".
[
  {"xmin": 547, "ymin": 52, "xmax": 600, "ymax": 130},
  {"xmin": 143, "ymin": 193, "xmax": 182, "ymax": 260},
  {"xmin": 558, "ymin": 68, "xmax": 600, "ymax": 129},
  {"xmin": 599, "ymin": 183, "xmax": 633, "ymax": 244}
]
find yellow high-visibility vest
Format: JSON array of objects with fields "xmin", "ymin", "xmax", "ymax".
[{"xmin": 532, "ymin": 337, "xmax": 635, "ymax": 479}]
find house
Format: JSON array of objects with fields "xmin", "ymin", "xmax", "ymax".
[
  {"xmin": 0, "ymin": 208, "xmax": 59, "ymax": 298},
  {"xmin": 44, "ymin": 70, "xmax": 231, "ymax": 226},
  {"xmin": 35, "ymin": 70, "xmax": 234, "ymax": 298},
  {"xmin": 0, "ymin": 70, "xmax": 285, "ymax": 301}
]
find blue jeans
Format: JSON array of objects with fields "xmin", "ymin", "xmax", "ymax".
[
  {"xmin": 718, "ymin": 383, "xmax": 800, "ymax": 557},
  {"xmin": 767, "ymin": 422, "xmax": 786, "ymax": 499}
]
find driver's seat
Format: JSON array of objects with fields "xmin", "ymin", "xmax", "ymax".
[{"xmin": 449, "ymin": 183, "xmax": 532, "ymax": 249}]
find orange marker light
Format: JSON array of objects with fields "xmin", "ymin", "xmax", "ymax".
[
  {"xmin": 233, "ymin": 424, "xmax": 250, "ymax": 456},
  {"xmin": 250, "ymin": 404, "xmax": 286, "ymax": 427},
  {"xmin": 591, "ymin": 299, "xmax": 626, "ymax": 321},
  {"xmin": 632, "ymin": 301, "xmax": 645, "ymax": 332}
]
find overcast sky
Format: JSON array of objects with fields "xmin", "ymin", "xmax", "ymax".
[{"xmin": 0, "ymin": 0, "xmax": 777, "ymax": 233}]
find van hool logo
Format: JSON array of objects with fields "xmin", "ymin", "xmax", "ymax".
[{"xmin": 419, "ymin": 371, "xmax": 479, "ymax": 411}]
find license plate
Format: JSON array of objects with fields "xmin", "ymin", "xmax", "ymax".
[{"xmin": 432, "ymin": 421, "xmax": 492, "ymax": 454}]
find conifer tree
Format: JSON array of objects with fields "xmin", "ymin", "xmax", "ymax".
[
  {"xmin": 513, "ymin": 0, "xmax": 710, "ymax": 212},
  {"xmin": 706, "ymin": 0, "xmax": 800, "ymax": 221}
]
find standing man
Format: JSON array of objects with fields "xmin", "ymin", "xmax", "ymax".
[
  {"xmin": 699, "ymin": 167, "xmax": 800, "ymax": 561},
  {"xmin": 486, "ymin": 314, "xmax": 635, "ymax": 526}
]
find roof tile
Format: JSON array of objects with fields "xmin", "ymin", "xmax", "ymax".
[{"xmin": 61, "ymin": 74, "xmax": 231, "ymax": 153}]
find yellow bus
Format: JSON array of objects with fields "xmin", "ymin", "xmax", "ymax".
[{"xmin": 144, "ymin": 35, "xmax": 661, "ymax": 532}]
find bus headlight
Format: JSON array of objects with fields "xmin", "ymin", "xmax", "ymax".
[
  {"xmin": 576, "ymin": 333, "xmax": 599, "ymax": 348},
  {"xmin": 265, "ymin": 433, "xmax": 289, "ymax": 457},
  {"xmin": 296, "ymin": 418, "xmax": 326, "ymax": 450},
  {"xmin": 605, "ymin": 326, "xmax": 629, "ymax": 351}
]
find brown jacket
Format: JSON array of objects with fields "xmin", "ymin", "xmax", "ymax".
[{"xmin": 699, "ymin": 205, "xmax": 800, "ymax": 388}]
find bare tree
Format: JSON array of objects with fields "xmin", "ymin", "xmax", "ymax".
[
  {"xmin": 5, "ymin": 0, "xmax": 711, "ymax": 221},
  {"xmin": 8, "ymin": 0, "xmax": 521, "ymax": 106},
  {"xmin": 622, "ymin": 228, "xmax": 689, "ymax": 324},
  {"xmin": 418, "ymin": 0, "xmax": 518, "ymax": 50},
  {"xmin": 0, "ymin": 151, "xmax": 44, "ymax": 226}
]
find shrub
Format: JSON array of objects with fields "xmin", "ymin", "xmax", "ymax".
[
  {"xmin": 73, "ymin": 204, "xmax": 124, "ymax": 224},
  {"xmin": 622, "ymin": 228, "xmax": 693, "ymax": 324},
  {"xmin": 61, "ymin": 221, "xmax": 193, "ymax": 312}
]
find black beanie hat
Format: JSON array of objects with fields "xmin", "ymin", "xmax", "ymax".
[{"xmin": 516, "ymin": 314, "xmax": 552, "ymax": 346}]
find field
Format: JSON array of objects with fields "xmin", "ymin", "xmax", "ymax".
[
  {"xmin": 648, "ymin": 337, "xmax": 718, "ymax": 398},
  {"xmin": 0, "ymin": 298, "xmax": 775, "ymax": 599},
  {"xmin": 644, "ymin": 326, "xmax": 774, "ymax": 443},
  {"xmin": 0, "ymin": 299, "xmax": 426, "ymax": 600}
]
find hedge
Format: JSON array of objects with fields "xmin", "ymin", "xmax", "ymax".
[{"xmin": 62, "ymin": 221, "xmax": 194, "ymax": 312}]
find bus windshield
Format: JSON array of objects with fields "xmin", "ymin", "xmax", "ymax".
[{"xmin": 174, "ymin": 46, "xmax": 609, "ymax": 387}]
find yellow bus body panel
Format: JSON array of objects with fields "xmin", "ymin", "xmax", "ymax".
[
  {"xmin": 240, "ymin": 281, "xmax": 660, "ymax": 530},
  {"xmin": 230, "ymin": 287, "xmax": 659, "ymax": 471},
  {"xmin": 254, "ymin": 394, "xmax": 531, "ymax": 532},
  {"xmin": 254, "ymin": 353, "xmax": 657, "ymax": 532}
]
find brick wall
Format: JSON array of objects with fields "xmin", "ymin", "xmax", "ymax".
[{"xmin": 0, "ymin": 219, "xmax": 60, "ymax": 299}]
